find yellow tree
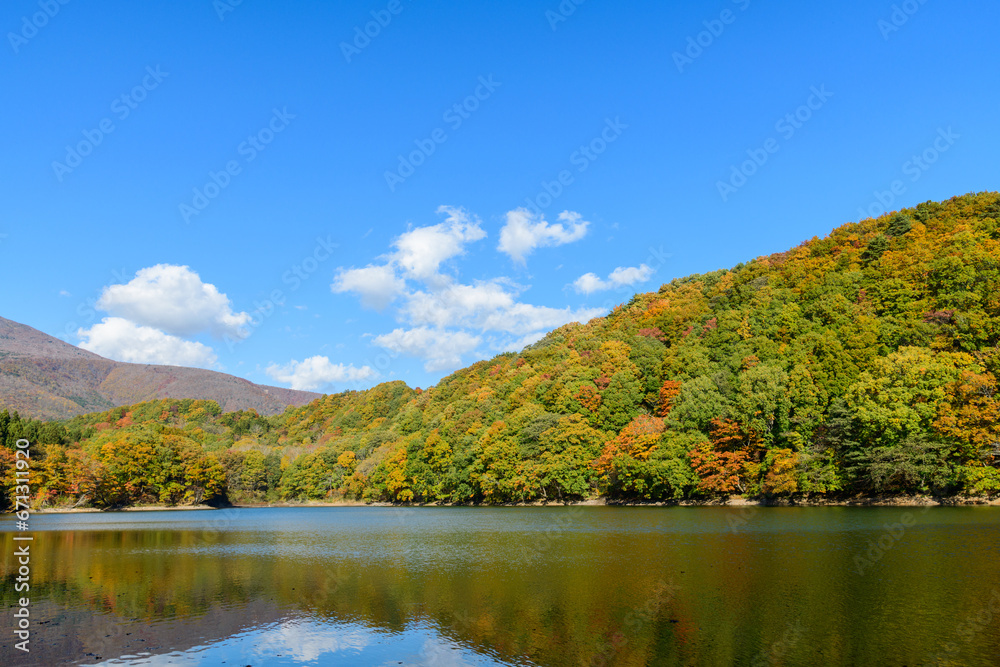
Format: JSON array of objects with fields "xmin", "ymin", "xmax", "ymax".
[
  {"xmin": 384, "ymin": 446, "xmax": 414, "ymax": 502},
  {"xmin": 935, "ymin": 370, "xmax": 1000, "ymax": 460},
  {"xmin": 761, "ymin": 449, "xmax": 799, "ymax": 495}
]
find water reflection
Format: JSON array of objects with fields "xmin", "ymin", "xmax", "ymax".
[
  {"xmin": 1, "ymin": 507, "xmax": 999, "ymax": 666},
  {"xmin": 92, "ymin": 617, "xmax": 521, "ymax": 666}
]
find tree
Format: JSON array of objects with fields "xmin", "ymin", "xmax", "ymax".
[
  {"xmin": 96, "ymin": 432, "xmax": 159, "ymax": 506},
  {"xmin": 688, "ymin": 443, "xmax": 750, "ymax": 495},
  {"xmin": 280, "ymin": 453, "xmax": 334, "ymax": 500},
  {"xmin": 733, "ymin": 363, "xmax": 789, "ymax": 446},
  {"xmin": 183, "ymin": 450, "xmax": 225, "ymax": 504},
  {"xmin": 958, "ymin": 465, "xmax": 1000, "ymax": 495},
  {"xmin": 858, "ymin": 436, "xmax": 955, "ymax": 494},
  {"xmin": 472, "ymin": 421, "xmax": 528, "ymax": 502},
  {"xmin": 594, "ymin": 415, "xmax": 665, "ymax": 472},
  {"xmin": 657, "ymin": 381, "xmax": 682, "ymax": 418},
  {"xmin": 860, "ymin": 234, "xmax": 890, "ymax": 265},
  {"xmin": 414, "ymin": 430, "xmax": 452, "ymax": 500},
  {"xmin": 595, "ymin": 370, "xmax": 644, "ymax": 431},
  {"xmin": 846, "ymin": 347, "xmax": 960, "ymax": 449},
  {"xmin": 605, "ymin": 431, "xmax": 699, "ymax": 500},
  {"xmin": 669, "ymin": 375, "xmax": 731, "ymax": 434},
  {"xmin": 887, "ymin": 213, "xmax": 913, "ymax": 237},
  {"xmin": 935, "ymin": 370, "xmax": 1000, "ymax": 461},
  {"xmin": 383, "ymin": 446, "xmax": 414, "ymax": 502},
  {"xmin": 761, "ymin": 449, "xmax": 798, "ymax": 495},
  {"xmin": 0, "ymin": 447, "xmax": 17, "ymax": 512},
  {"xmin": 519, "ymin": 415, "xmax": 603, "ymax": 500},
  {"xmin": 337, "ymin": 450, "xmax": 357, "ymax": 473},
  {"xmin": 242, "ymin": 450, "xmax": 268, "ymax": 495}
]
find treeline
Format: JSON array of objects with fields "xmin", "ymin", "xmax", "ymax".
[{"xmin": 3, "ymin": 193, "xmax": 1000, "ymax": 509}]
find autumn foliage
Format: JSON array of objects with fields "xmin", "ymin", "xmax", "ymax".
[{"xmin": 4, "ymin": 193, "xmax": 1000, "ymax": 507}]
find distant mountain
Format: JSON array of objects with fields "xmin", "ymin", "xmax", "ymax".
[{"xmin": 0, "ymin": 316, "xmax": 319, "ymax": 419}]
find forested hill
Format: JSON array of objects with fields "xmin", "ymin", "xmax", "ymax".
[{"xmin": 4, "ymin": 192, "xmax": 1000, "ymax": 509}]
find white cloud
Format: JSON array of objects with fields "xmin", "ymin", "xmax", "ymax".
[
  {"xmin": 396, "ymin": 637, "xmax": 485, "ymax": 667},
  {"xmin": 373, "ymin": 327, "xmax": 482, "ymax": 372},
  {"xmin": 392, "ymin": 205, "xmax": 486, "ymax": 281},
  {"xmin": 332, "ymin": 264, "xmax": 406, "ymax": 310},
  {"xmin": 401, "ymin": 280, "xmax": 602, "ymax": 336},
  {"xmin": 97, "ymin": 264, "xmax": 250, "ymax": 338},
  {"xmin": 265, "ymin": 356, "xmax": 376, "ymax": 391},
  {"xmin": 610, "ymin": 264, "xmax": 654, "ymax": 285},
  {"xmin": 499, "ymin": 331, "xmax": 548, "ymax": 352},
  {"xmin": 573, "ymin": 263, "xmax": 654, "ymax": 294},
  {"xmin": 77, "ymin": 317, "xmax": 218, "ymax": 368},
  {"xmin": 383, "ymin": 279, "xmax": 601, "ymax": 371},
  {"xmin": 331, "ymin": 207, "xmax": 485, "ymax": 310},
  {"xmin": 573, "ymin": 273, "xmax": 606, "ymax": 294},
  {"xmin": 498, "ymin": 209, "xmax": 589, "ymax": 264},
  {"xmin": 254, "ymin": 619, "xmax": 372, "ymax": 663},
  {"xmin": 401, "ymin": 281, "xmax": 515, "ymax": 330},
  {"xmin": 331, "ymin": 207, "xmax": 610, "ymax": 374},
  {"xmin": 480, "ymin": 302, "xmax": 605, "ymax": 335}
]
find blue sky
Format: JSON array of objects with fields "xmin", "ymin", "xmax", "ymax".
[{"xmin": 1, "ymin": 0, "xmax": 997, "ymax": 392}]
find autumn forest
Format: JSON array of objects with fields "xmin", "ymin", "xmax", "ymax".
[{"xmin": 3, "ymin": 192, "xmax": 1000, "ymax": 510}]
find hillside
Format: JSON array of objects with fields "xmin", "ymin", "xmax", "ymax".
[
  {"xmin": 0, "ymin": 316, "xmax": 319, "ymax": 420},
  {"xmin": 3, "ymin": 192, "xmax": 1000, "ymax": 509}
]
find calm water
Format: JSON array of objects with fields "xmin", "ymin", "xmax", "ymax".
[{"xmin": 1, "ymin": 506, "xmax": 999, "ymax": 666}]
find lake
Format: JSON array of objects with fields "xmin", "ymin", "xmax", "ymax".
[{"xmin": 2, "ymin": 506, "xmax": 999, "ymax": 666}]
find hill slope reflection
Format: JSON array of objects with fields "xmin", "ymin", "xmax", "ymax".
[{"xmin": 2, "ymin": 507, "xmax": 999, "ymax": 666}]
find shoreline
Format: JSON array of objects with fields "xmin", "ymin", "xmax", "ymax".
[
  {"xmin": 32, "ymin": 504, "xmax": 219, "ymax": 514},
  {"xmin": 24, "ymin": 494, "xmax": 1000, "ymax": 514}
]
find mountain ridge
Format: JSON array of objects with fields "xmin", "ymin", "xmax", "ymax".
[{"xmin": 0, "ymin": 316, "xmax": 319, "ymax": 419}]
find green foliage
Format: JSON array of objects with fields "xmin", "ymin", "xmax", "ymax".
[
  {"xmin": 845, "ymin": 348, "xmax": 960, "ymax": 448},
  {"xmin": 958, "ymin": 465, "xmax": 1000, "ymax": 494},
  {"xmin": 7, "ymin": 193, "xmax": 1000, "ymax": 507},
  {"xmin": 887, "ymin": 213, "xmax": 913, "ymax": 237},
  {"xmin": 847, "ymin": 436, "xmax": 956, "ymax": 494}
]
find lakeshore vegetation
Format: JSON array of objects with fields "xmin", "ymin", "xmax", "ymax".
[{"xmin": 3, "ymin": 193, "xmax": 1000, "ymax": 510}]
